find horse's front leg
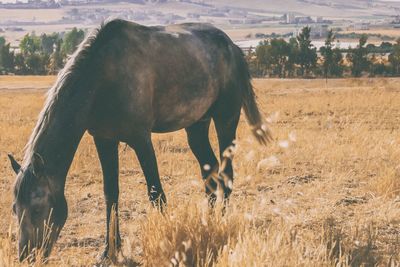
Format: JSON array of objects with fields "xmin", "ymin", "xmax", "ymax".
[
  {"xmin": 128, "ymin": 134, "xmax": 166, "ymax": 210},
  {"xmin": 94, "ymin": 137, "xmax": 121, "ymax": 261}
]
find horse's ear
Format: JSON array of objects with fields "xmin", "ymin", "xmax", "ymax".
[
  {"xmin": 8, "ymin": 154, "xmax": 21, "ymax": 174},
  {"xmin": 32, "ymin": 153, "xmax": 45, "ymax": 177}
]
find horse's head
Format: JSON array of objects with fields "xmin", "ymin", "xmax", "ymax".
[{"xmin": 8, "ymin": 153, "xmax": 67, "ymax": 262}]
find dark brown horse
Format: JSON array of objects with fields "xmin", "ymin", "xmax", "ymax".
[{"xmin": 8, "ymin": 19, "xmax": 271, "ymax": 262}]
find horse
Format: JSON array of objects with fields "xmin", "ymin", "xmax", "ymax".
[{"xmin": 8, "ymin": 19, "xmax": 271, "ymax": 262}]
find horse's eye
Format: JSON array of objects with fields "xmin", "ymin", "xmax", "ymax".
[{"xmin": 12, "ymin": 203, "xmax": 16, "ymax": 215}]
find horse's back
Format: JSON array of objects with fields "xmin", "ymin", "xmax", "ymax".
[{"xmin": 89, "ymin": 20, "xmax": 246, "ymax": 139}]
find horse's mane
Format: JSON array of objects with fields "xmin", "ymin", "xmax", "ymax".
[{"xmin": 22, "ymin": 19, "xmax": 127, "ymax": 167}]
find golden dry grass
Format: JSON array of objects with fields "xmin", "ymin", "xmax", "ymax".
[{"xmin": 0, "ymin": 77, "xmax": 400, "ymax": 266}]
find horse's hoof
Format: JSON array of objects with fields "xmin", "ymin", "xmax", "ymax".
[
  {"xmin": 95, "ymin": 252, "xmax": 112, "ymax": 267},
  {"xmin": 97, "ymin": 247, "xmax": 120, "ymax": 266}
]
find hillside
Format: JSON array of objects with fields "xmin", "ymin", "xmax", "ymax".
[{"xmin": 210, "ymin": 0, "xmax": 400, "ymax": 18}]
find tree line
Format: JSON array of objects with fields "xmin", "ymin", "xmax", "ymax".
[
  {"xmin": 2, "ymin": 26, "xmax": 400, "ymax": 78},
  {"xmin": 0, "ymin": 28, "xmax": 84, "ymax": 75},
  {"xmin": 247, "ymin": 27, "xmax": 400, "ymax": 78}
]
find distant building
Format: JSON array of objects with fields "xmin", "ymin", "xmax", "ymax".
[
  {"xmin": 295, "ymin": 16, "xmax": 314, "ymax": 24},
  {"xmin": 351, "ymin": 22, "xmax": 370, "ymax": 30},
  {"xmin": 0, "ymin": 0, "xmax": 60, "ymax": 9},
  {"xmin": 283, "ymin": 13, "xmax": 295, "ymax": 24},
  {"xmin": 390, "ymin": 16, "xmax": 400, "ymax": 28},
  {"xmin": 292, "ymin": 24, "xmax": 328, "ymax": 38},
  {"xmin": 310, "ymin": 24, "xmax": 329, "ymax": 38},
  {"xmin": 391, "ymin": 15, "xmax": 400, "ymax": 25},
  {"xmin": 207, "ymin": 9, "xmax": 226, "ymax": 17}
]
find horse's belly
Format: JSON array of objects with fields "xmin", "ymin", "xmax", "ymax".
[
  {"xmin": 152, "ymin": 96, "xmax": 214, "ymax": 133},
  {"xmin": 152, "ymin": 116, "xmax": 203, "ymax": 133}
]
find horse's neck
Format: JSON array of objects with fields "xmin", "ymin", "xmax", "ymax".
[{"xmin": 31, "ymin": 82, "xmax": 94, "ymax": 190}]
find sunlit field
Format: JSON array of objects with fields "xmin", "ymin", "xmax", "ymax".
[{"xmin": 0, "ymin": 77, "xmax": 399, "ymax": 266}]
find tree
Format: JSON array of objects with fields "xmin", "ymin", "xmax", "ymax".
[
  {"xmin": 255, "ymin": 40, "xmax": 271, "ymax": 77},
  {"xmin": 320, "ymin": 30, "xmax": 334, "ymax": 79},
  {"xmin": 255, "ymin": 38, "xmax": 290, "ymax": 78},
  {"xmin": 296, "ymin": 26, "xmax": 317, "ymax": 77},
  {"xmin": 41, "ymin": 33, "xmax": 61, "ymax": 55},
  {"xmin": 18, "ymin": 33, "xmax": 49, "ymax": 74},
  {"xmin": 346, "ymin": 34, "xmax": 370, "ymax": 77},
  {"xmin": 380, "ymin": 42, "xmax": 392, "ymax": 53},
  {"xmin": 25, "ymin": 53, "xmax": 48, "ymax": 75},
  {"xmin": 369, "ymin": 54, "xmax": 389, "ymax": 77},
  {"xmin": 14, "ymin": 53, "xmax": 27, "ymax": 74},
  {"xmin": 286, "ymin": 37, "xmax": 299, "ymax": 77},
  {"xmin": 0, "ymin": 37, "xmax": 14, "ymax": 73},
  {"xmin": 19, "ymin": 33, "xmax": 41, "ymax": 56},
  {"xmin": 61, "ymin": 27, "xmax": 85, "ymax": 56},
  {"xmin": 331, "ymin": 47, "xmax": 344, "ymax": 77},
  {"xmin": 320, "ymin": 30, "xmax": 343, "ymax": 78},
  {"xmin": 389, "ymin": 38, "xmax": 400, "ymax": 75},
  {"xmin": 3, "ymin": 28, "xmax": 85, "ymax": 75},
  {"xmin": 269, "ymin": 38, "xmax": 290, "ymax": 78},
  {"xmin": 0, "ymin": 36, "xmax": 5, "ymax": 47},
  {"xmin": 48, "ymin": 38, "xmax": 64, "ymax": 74}
]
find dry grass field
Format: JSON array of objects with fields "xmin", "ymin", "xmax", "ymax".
[{"xmin": 0, "ymin": 77, "xmax": 399, "ymax": 266}]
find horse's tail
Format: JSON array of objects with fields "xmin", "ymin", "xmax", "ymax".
[{"xmin": 237, "ymin": 51, "xmax": 272, "ymax": 145}]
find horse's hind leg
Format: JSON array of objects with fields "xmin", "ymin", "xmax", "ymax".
[
  {"xmin": 213, "ymin": 101, "xmax": 241, "ymax": 200},
  {"xmin": 128, "ymin": 134, "xmax": 166, "ymax": 209},
  {"xmin": 94, "ymin": 137, "xmax": 121, "ymax": 260},
  {"xmin": 185, "ymin": 118, "xmax": 219, "ymax": 204}
]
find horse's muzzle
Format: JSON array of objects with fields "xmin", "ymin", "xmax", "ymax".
[{"xmin": 18, "ymin": 230, "xmax": 57, "ymax": 263}]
